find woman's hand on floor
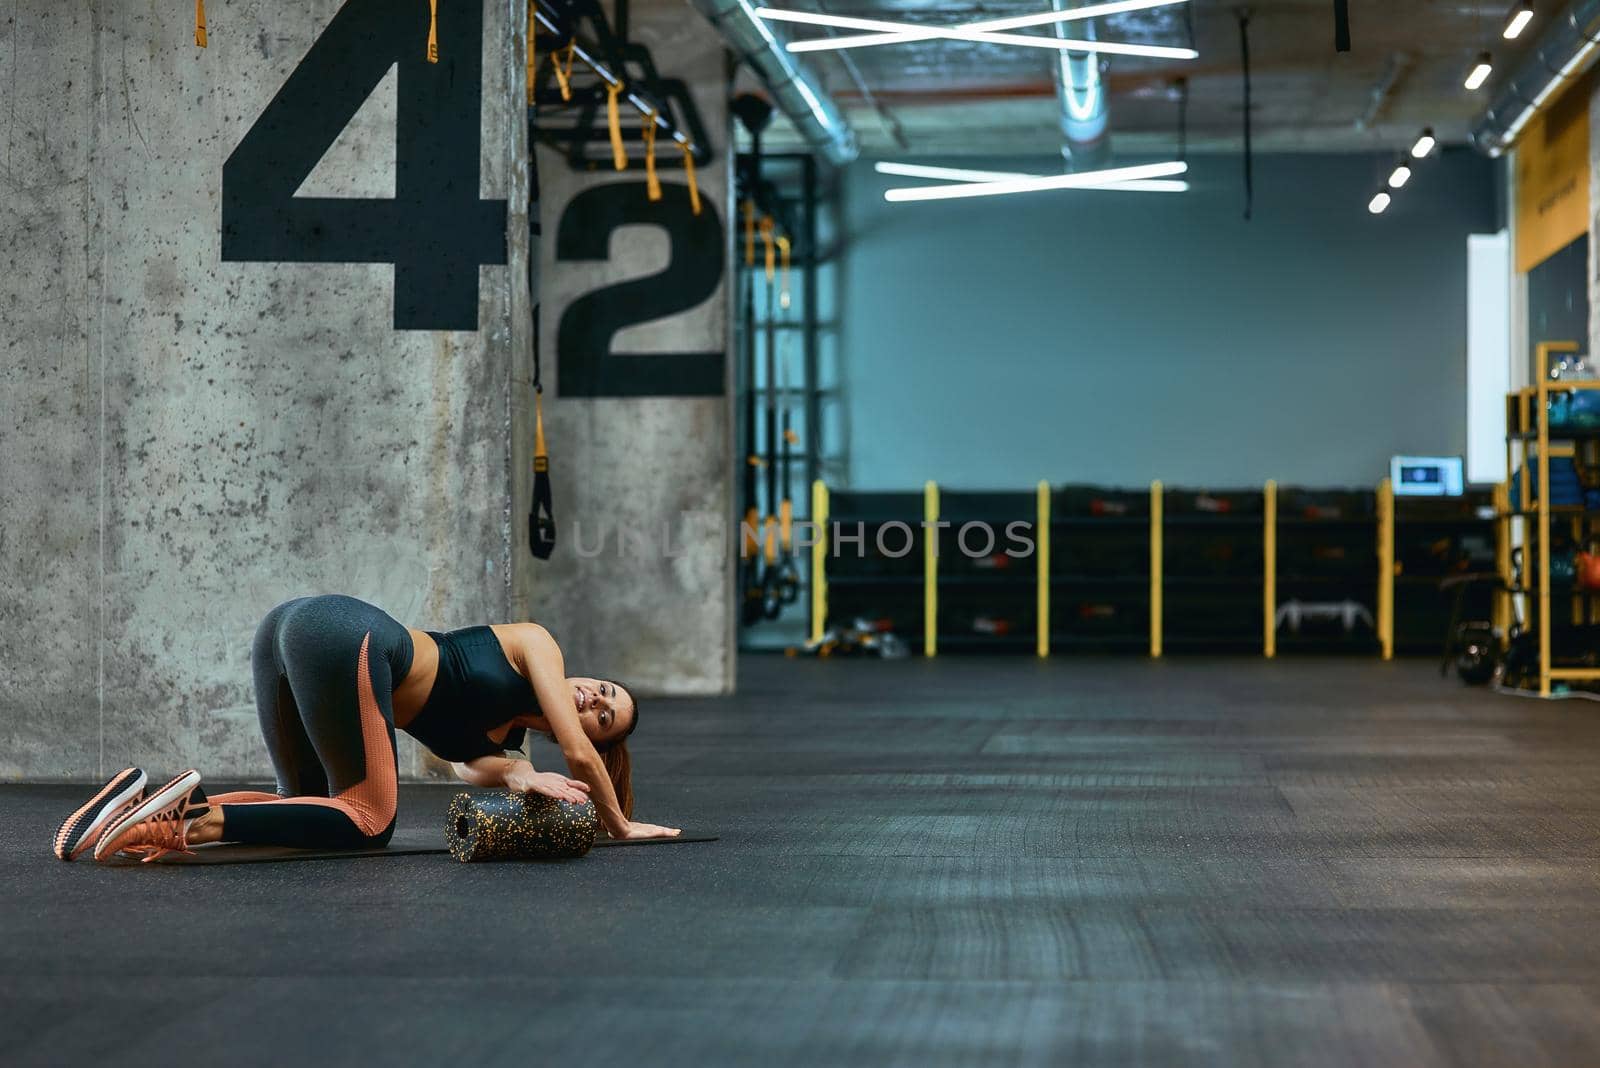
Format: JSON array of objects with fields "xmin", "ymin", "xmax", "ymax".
[
  {"xmin": 617, "ymin": 820, "xmax": 681, "ymax": 839},
  {"xmin": 506, "ymin": 763, "xmax": 591, "ymax": 804}
]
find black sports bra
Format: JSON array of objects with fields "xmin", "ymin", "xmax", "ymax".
[{"xmin": 403, "ymin": 626, "xmax": 540, "ymax": 762}]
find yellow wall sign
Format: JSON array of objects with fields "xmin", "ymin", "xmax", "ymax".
[{"xmin": 1515, "ymin": 75, "xmax": 1591, "ymax": 274}]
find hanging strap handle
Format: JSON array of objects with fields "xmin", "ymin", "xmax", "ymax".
[
  {"xmin": 759, "ymin": 216, "xmax": 775, "ymax": 283},
  {"xmin": 195, "ymin": 0, "xmax": 208, "ymax": 47},
  {"xmin": 776, "ymin": 236, "xmax": 792, "ymax": 310},
  {"xmin": 643, "ymin": 110, "xmax": 661, "ymax": 201},
  {"xmin": 552, "ymin": 41, "xmax": 576, "ymax": 102},
  {"xmin": 427, "ymin": 0, "xmax": 439, "ymax": 63},
  {"xmin": 680, "ymin": 143, "xmax": 702, "ymax": 216},
  {"xmin": 606, "ymin": 83, "xmax": 627, "ymax": 171}
]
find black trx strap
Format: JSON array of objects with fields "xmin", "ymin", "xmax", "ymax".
[
  {"xmin": 740, "ymin": 200, "xmax": 764, "ymax": 625},
  {"xmin": 528, "ymin": 119, "xmax": 555, "ymax": 560},
  {"xmin": 530, "ymin": 315, "xmax": 555, "ymax": 560},
  {"xmin": 774, "ymin": 238, "xmax": 801, "ymax": 608},
  {"xmin": 759, "ymin": 215, "xmax": 784, "ymax": 620}
]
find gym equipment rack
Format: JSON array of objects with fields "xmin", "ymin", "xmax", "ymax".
[{"xmin": 1500, "ymin": 340, "xmax": 1600, "ymax": 695}]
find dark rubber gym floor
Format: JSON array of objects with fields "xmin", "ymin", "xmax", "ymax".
[{"xmin": 9, "ymin": 656, "xmax": 1600, "ymax": 1066}]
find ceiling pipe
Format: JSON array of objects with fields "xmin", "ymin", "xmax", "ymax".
[
  {"xmin": 1052, "ymin": 0, "xmax": 1112, "ymax": 169},
  {"xmin": 688, "ymin": 0, "xmax": 860, "ymax": 165},
  {"xmin": 1473, "ymin": 1, "xmax": 1600, "ymax": 156},
  {"xmin": 1354, "ymin": 52, "xmax": 1413, "ymax": 132}
]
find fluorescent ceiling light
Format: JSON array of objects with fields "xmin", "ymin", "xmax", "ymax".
[
  {"xmin": 1410, "ymin": 129, "xmax": 1436, "ymax": 158},
  {"xmin": 765, "ymin": 0, "xmax": 1190, "ymax": 54},
  {"xmin": 874, "ymin": 161, "xmax": 1187, "ymax": 193},
  {"xmin": 791, "ymin": 35, "xmax": 1197, "ymax": 60},
  {"xmin": 1098, "ymin": 179, "xmax": 1189, "ymax": 192},
  {"xmin": 1465, "ymin": 53, "xmax": 1493, "ymax": 91},
  {"xmin": 755, "ymin": 9, "xmax": 1199, "ymax": 59},
  {"xmin": 1368, "ymin": 191, "xmax": 1392, "ymax": 214},
  {"xmin": 884, "ymin": 161, "xmax": 1188, "ymax": 202},
  {"xmin": 1503, "ymin": 3, "xmax": 1534, "ymax": 40},
  {"xmin": 1388, "ymin": 162, "xmax": 1412, "ymax": 188},
  {"xmin": 874, "ymin": 162, "xmax": 1036, "ymax": 183}
]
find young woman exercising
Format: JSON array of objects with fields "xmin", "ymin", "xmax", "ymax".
[{"xmin": 53, "ymin": 593, "xmax": 679, "ymax": 862}]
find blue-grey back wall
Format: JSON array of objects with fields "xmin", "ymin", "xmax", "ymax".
[{"xmin": 838, "ymin": 152, "xmax": 1498, "ymax": 491}]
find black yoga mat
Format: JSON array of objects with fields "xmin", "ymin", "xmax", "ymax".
[{"xmin": 144, "ymin": 828, "xmax": 718, "ymax": 865}]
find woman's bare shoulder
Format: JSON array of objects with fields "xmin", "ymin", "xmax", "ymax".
[{"xmin": 489, "ymin": 622, "xmax": 560, "ymax": 658}]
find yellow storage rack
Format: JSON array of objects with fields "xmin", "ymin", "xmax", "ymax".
[{"xmin": 1502, "ymin": 341, "xmax": 1600, "ymax": 696}]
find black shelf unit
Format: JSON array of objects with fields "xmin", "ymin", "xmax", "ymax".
[
  {"xmin": 1162, "ymin": 487, "xmax": 1266, "ymax": 651},
  {"xmin": 1049, "ymin": 485, "xmax": 1150, "ymax": 651},
  {"xmin": 1274, "ymin": 487, "xmax": 1378, "ymax": 651},
  {"xmin": 936, "ymin": 490, "xmax": 1038, "ymax": 651},
  {"xmin": 1391, "ymin": 492, "xmax": 1498, "ymax": 654},
  {"xmin": 822, "ymin": 489, "xmax": 927, "ymax": 652}
]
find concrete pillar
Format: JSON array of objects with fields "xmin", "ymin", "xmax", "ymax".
[
  {"xmin": 530, "ymin": 4, "xmax": 735, "ymax": 696},
  {"xmin": 0, "ymin": 0, "xmax": 529, "ymax": 779}
]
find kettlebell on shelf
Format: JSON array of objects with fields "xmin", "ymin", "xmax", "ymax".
[{"xmin": 1578, "ymin": 549, "xmax": 1600, "ymax": 591}]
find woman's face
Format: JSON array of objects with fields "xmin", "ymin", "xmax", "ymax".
[{"xmin": 566, "ymin": 676, "xmax": 634, "ymax": 746}]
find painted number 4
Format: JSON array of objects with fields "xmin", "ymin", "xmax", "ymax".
[{"xmin": 221, "ymin": 0, "xmax": 506, "ymax": 331}]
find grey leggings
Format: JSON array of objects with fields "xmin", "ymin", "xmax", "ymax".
[{"xmin": 217, "ymin": 594, "xmax": 414, "ymax": 849}]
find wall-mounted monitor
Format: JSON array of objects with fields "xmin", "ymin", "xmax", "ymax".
[{"xmin": 1391, "ymin": 455, "xmax": 1465, "ymax": 497}]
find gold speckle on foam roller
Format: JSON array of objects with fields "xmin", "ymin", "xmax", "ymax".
[{"xmin": 447, "ymin": 790, "xmax": 598, "ymax": 862}]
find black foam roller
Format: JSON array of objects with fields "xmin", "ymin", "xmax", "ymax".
[{"xmin": 446, "ymin": 791, "xmax": 598, "ymax": 862}]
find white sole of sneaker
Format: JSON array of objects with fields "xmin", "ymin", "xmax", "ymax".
[
  {"xmin": 93, "ymin": 769, "xmax": 202, "ymax": 862},
  {"xmin": 53, "ymin": 768, "xmax": 148, "ymax": 861}
]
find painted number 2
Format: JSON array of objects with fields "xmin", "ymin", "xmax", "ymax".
[
  {"xmin": 555, "ymin": 183, "xmax": 725, "ymax": 397},
  {"xmin": 221, "ymin": 0, "xmax": 506, "ymax": 331}
]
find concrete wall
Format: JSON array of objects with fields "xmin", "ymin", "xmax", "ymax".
[
  {"xmin": 838, "ymin": 151, "xmax": 1499, "ymax": 490},
  {"xmin": 1531, "ymin": 235, "xmax": 1587, "ymax": 373},
  {"xmin": 1, "ymin": 0, "xmax": 530, "ymax": 779}
]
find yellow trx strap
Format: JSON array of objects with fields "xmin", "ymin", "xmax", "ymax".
[
  {"xmin": 779, "ymin": 445, "xmax": 796, "ymax": 552},
  {"xmin": 643, "ymin": 111, "xmax": 661, "ymax": 202},
  {"xmin": 680, "ymin": 143, "xmax": 702, "ymax": 216},
  {"xmin": 195, "ymin": 0, "xmax": 207, "ymax": 47},
  {"xmin": 743, "ymin": 200, "xmax": 755, "ymax": 267},
  {"xmin": 530, "ymin": 389, "xmax": 557, "ymax": 559},
  {"xmin": 759, "ymin": 216, "xmax": 775, "ymax": 283},
  {"xmin": 743, "ymin": 453, "xmax": 764, "ymax": 560},
  {"xmin": 606, "ymin": 83, "xmax": 626, "ymax": 171},
  {"xmin": 552, "ymin": 41, "xmax": 576, "ymax": 102},
  {"xmin": 526, "ymin": 3, "xmax": 538, "ymax": 106},
  {"xmin": 776, "ymin": 236, "xmax": 792, "ymax": 310},
  {"xmin": 427, "ymin": 0, "xmax": 439, "ymax": 63},
  {"xmin": 534, "ymin": 393, "xmax": 549, "ymax": 471}
]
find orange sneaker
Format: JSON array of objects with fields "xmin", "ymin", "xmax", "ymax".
[
  {"xmin": 93, "ymin": 771, "xmax": 210, "ymax": 863},
  {"xmin": 53, "ymin": 768, "xmax": 147, "ymax": 861}
]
